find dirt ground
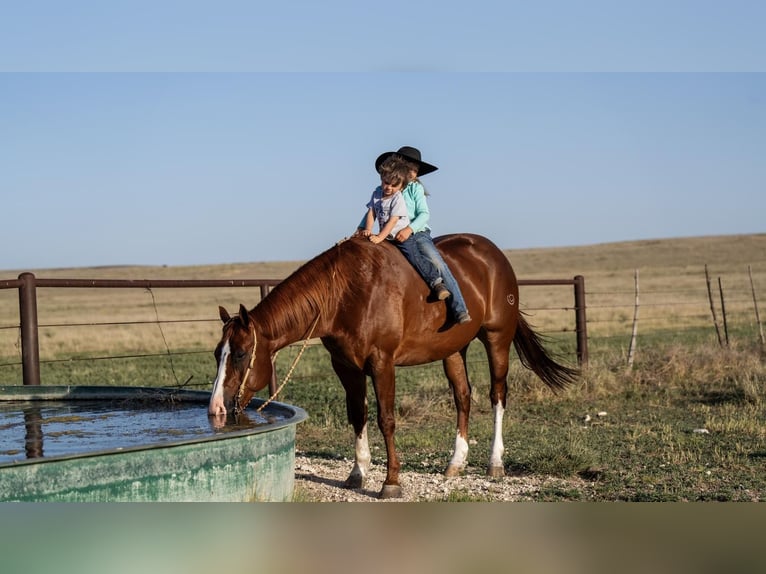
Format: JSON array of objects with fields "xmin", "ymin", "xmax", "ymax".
[{"xmin": 293, "ymin": 453, "xmax": 590, "ymax": 502}]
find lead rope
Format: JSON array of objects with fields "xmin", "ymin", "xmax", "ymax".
[
  {"xmin": 255, "ymin": 312, "xmax": 321, "ymax": 413},
  {"xmin": 235, "ymin": 324, "xmax": 259, "ymax": 411},
  {"xmin": 241, "ymin": 239, "xmax": 343, "ymax": 413}
]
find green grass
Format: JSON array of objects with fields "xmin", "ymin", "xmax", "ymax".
[
  {"xmin": 2, "ymin": 329, "xmax": 765, "ymax": 503},
  {"xmin": 2, "ymin": 332, "xmax": 764, "ymax": 503},
  {"xmin": 438, "ymin": 490, "xmax": 494, "ymax": 502},
  {"xmin": 280, "ymin": 339, "xmax": 765, "ymax": 501}
]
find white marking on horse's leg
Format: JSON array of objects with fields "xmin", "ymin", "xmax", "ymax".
[
  {"xmin": 489, "ymin": 403, "xmax": 505, "ymax": 469},
  {"xmin": 355, "ymin": 424, "xmax": 371, "ymax": 475},
  {"xmin": 448, "ymin": 431, "xmax": 469, "ymax": 471},
  {"xmin": 208, "ymin": 340, "xmax": 230, "ymax": 416},
  {"xmin": 346, "ymin": 423, "xmax": 371, "ymax": 488}
]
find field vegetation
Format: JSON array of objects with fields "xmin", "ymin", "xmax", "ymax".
[{"xmin": 1, "ymin": 233, "xmax": 765, "ymax": 501}]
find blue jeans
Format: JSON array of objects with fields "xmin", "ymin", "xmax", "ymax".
[{"xmin": 396, "ymin": 230, "xmax": 468, "ymax": 317}]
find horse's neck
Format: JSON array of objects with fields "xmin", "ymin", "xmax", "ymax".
[
  {"xmin": 254, "ymin": 296, "xmax": 326, "ymax": 352},
  {"xmin": 275, "ymin": 314, "xmax": 321, "ymax": 351},
  {"xmin": 255, "ymin": 244, "xmax": 356, "ymax": 348}
]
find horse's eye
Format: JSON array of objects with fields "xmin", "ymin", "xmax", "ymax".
[{"xmin": 233, "ymin": 350, "xmax": 248, "ymax": 363}]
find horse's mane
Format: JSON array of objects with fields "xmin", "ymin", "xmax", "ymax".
[{"xmin": 253, "ymin": 237, "xmax": 384, "ymax": 338}]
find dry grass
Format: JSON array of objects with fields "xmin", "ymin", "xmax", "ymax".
[
  {"xmin": 514, "ymin": 234, "xmax": 766, "ymax": 343},
  {"xmin": 1, "ymin": 233, "xmax": 765, "ymax": 362}
]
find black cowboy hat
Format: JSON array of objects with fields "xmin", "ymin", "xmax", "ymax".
[{"xmin": 375, "ymin": 146, "xmax": 438, "ymax": 176}]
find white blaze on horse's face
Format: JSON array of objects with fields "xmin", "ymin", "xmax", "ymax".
[{"xmin": 209, "ymin": 338, "xmax": 231, "ymax": 416}]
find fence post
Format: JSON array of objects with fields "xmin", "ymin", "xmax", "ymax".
[
  {"xmin": 748, "ymin": 265, "xmax": 765, "ymax": 347},
  {"xmin": 705, "ymin": 264, "xmax": 723, "ymax": 347},
  {"xmin": 18, "ymin": 272, "xmax": 41, "ymax": 386},
  {"xmin": 718, "ymin": 277, "xmax": 729, "ymax": 347},
  {"xmin": 627, "ymin": 269, "xmax": 639, "ymax": 368},
  {"xmin": 573, "ymin": 275, "xmax": 588, "ymax": 366},
  {"xmin": 259, "ymin": 284, "xmax": 277, "ymax": 394}
]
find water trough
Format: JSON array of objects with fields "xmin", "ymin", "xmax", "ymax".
[{"xmin": 0, "ymin": 386, "xmax": 307, "ymax": 502}]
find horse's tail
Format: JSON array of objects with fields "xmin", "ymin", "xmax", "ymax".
[{"xmin": 513, "ymin": 313, "xmax": 580, "ymax": 392}]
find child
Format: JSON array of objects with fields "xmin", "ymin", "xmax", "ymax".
[
  {"xmin": 361, "ymin": 159, "xmax": 411, "ymax": 244},
  {"xmin": 360, "ymin": 146, "xmax": 471, "ymax": 325}
]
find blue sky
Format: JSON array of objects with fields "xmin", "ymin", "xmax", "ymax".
[
  {"xmin": 1, "ymin": 3, "xmax": 765, "ymax": 271},
  {"xmin": 1, "ymin": 1, "xmax": 765, "ymax": 72}
]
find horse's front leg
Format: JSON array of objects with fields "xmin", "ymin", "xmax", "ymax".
[
  {"xmin": 443, "ymin": 351, "xmax": 471, "ymax": 477},
  {"xmin": 347, "ymin": 421, "xmax": 371, "ymax": 488},
  {"xmin": 331, "ymin": 358, "xmax": 371, "ymax": 489},
  {"xmin": 370, "ymin": 358, "xmax": 401, "ymax": 499}
]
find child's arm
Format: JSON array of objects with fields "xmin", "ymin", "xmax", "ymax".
[
  {"xmin": 360, "ymin": 208, "xmax": 375, "ymax": 237},
  {"xmin": 371, "ymin": 215, "xmax": 400, "ymax": 244},
  {"xmin": 407, "ymin": 182, "xmax": 431, "ymax": 232}
]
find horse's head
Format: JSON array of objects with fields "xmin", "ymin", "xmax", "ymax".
[{"xmin": 208, "ymin": 304, "xmax": 263, "ymax": 419}]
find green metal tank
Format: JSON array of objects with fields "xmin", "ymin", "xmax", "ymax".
[{"xmin": 0, "ymin": 386, "xmax": 307, "ymax": 502}]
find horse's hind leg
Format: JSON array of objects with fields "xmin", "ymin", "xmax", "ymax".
[
  {"xmin": 331, "ymin": 358, "xmax": 370, "ymax": 489},
  {"xmin": 482, "ymin": 332, "xmax": 511, "ymax": 478},
  {"xmin": 443, "ymin": 350, "xmax": 471, "ymax": 478}
]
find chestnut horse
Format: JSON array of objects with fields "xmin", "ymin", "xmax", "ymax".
[{"xmin": 209, "ymin": 234, "xmax": 578, "ymax": 499}]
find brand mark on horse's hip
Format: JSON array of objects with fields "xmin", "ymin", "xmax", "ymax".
[{"xmin": 507, "ymin": 294, "xmax": 516, "ymax": 306}]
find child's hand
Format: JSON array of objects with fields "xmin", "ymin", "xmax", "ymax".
[
  {"xmin": 395, "ymin": 227, "xmax": 413, "ymax": 242},
  {"xmin": 369, "ymin": 234, "xmax": 385, "ymax": 244},
  {"xmin": 360, "ymin": 229, "xmax": 372, "ymax": 237}
]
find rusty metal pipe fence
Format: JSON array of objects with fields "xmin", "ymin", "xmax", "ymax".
[{"xmin": 1, "ymin": 273, "xmax": 587, "ymax": 387}]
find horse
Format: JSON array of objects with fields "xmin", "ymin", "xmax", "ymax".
[{"xmin": 209, "ymin": 233, "xmax": 579, "ymax": 499}]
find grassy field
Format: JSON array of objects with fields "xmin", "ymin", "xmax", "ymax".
[{"xmin": 1, "ymin": 233, "xmax": 765, "ymax": 501}]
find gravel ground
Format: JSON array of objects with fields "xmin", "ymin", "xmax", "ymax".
[{"xmin": 294, "ymin": 453, "xmax": 591, "ymax": 502}]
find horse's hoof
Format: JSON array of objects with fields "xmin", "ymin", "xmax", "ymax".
[
  {"xmin": 444, "ymin": 464, "xmax": 463, "ymax": 478},
  {"xmin": 487, "ymin": 465, "xmax": 505, "ymax": 478},
  {"xmin": 379, "ymin": 484, "xmax": 402, "ymax": 499},
  {"xmin": 344, "ymin": 474, "xmax": 364, "ymax": 489}
]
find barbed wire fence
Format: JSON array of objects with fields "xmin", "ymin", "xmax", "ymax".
[
  {"xmin": 1, "ymin": 265, "xmax": 763, "ymax": 389},
  {"xmin": 578, "ymin": 265, "xmax": 765, "ymax": 364}
]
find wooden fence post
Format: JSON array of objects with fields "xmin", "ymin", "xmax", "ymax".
[
  {"xmin": 627, "ymin": 269, "xmax": 639, "ymax": 368},
  {"xmin": 573, "ymin": 275, "xmax": 588, "ymax": 366},
  {"xmin": 718, "ymin": 277, "xmax": 729, "ymax": 347},
  {"xmin": 749, "ymin": 265, "xmax": 765, "ymax": 347},
  {"xmin": 705, "ymin": 265, "xmax": 723, "ymax": 347}
]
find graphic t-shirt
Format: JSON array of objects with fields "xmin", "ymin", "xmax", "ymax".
[{"xmin": 366, "ymin": 188, "xmax": 410, "ymax": 239}]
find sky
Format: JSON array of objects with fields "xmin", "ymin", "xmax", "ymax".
[{"xmin": 1, "ymin": 2, "xmax": 765, "ymax": 271}]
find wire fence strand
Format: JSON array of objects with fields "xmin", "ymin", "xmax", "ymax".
[{"xmin": 2, "ymin": 266, "xmax": 764, "ymax": 383}]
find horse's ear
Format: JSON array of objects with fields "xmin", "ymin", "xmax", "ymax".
[
  {"xmin": 238, "ymin": 304, "xmax": 250, "ymax": 326},
  {"xmin": 219, "ymin": 306, "xmax": 230, "ymax": 323}
]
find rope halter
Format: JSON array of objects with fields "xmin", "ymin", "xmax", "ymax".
[{"xmin": 233, "ymin": 313, "xmax": 321, "ymax": 414}]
